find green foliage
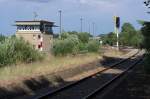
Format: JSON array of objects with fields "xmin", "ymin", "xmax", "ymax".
[
  {"xmin": 119, "ymin": 22, "xmax": 142, "ymax": 47},
  {"xmin": 52, "ymin": 31, "xmax": 100, "ymax": 56},
  {"xmin": 60, "ymin": 32, "xmax": 69, "ymax": 39},
  {"xmin": 0, "ymin": 34, "xmax": 6, "ymax": 42},
  {"xmin": 120, "ymin": 23, "xmax": 136, "ymax": 46},
  {"xmin": 101, "ymin": 23, "xmax": 142, "ymax": 47},
  {"xmin": 141, "ymin": 22, "xmax": 150, "ymax": 73},
  {"xmin": 53, "ymin": 34, "xmax": 59, "ymax": 38},
  {"xmin": 78, "ymin": 43, "xmax": 87, "ymax": 51},
  {"xmin": 52, "ymin": 35, "xmax": 79, "ymax": 56},
  {"xmin": 144, "ymin": 53, "xmax": 150, "ymax": 73},
  {"xmin": 87, "ymin": 40, "xmax": 100, "ymax": 52},
  {"xmin": 68, "ymin": 31, "xmax": 78, "ymax": 35},
  {"xmin": 137, "ymin": 20, "xmax": 145, "ymax": 25},
  {"xmin": 101, "ymin": 32, "xmax": 116, "ymax": 46},
  {"xmin": 0, "ymin": 37, "xmax": 43, "ymax": 66},
  {"xmin": 141, "ymin": 22, "xmax": 150, "ymax": 50},
  {"xmin": 77, "ymin": 32, "xmax": 90, "ymax": 43},
  {"xmin": 121, "ymin": 23, "xmax": 136, "ymax": 33}
]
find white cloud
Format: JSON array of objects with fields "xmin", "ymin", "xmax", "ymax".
[
  {"xmin": 78, "ymin": 0, "xmax": 117, "ymax": 6},
  {"xmin": 0, "ymin": 0, "xmax": 7, "ymax": 3},
  {"xmin": 79, "ymin": 0, "xmax": 87, "ymax": 4}
]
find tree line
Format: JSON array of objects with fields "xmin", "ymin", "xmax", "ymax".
[
  {"xmin": 100, "ymin": 22, "xmax": 143, "ymax": 48},
  {"xmin": 52, "ymin": 31, "xmax": 100, "ymax": 56}
]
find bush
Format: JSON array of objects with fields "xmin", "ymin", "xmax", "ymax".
[
  {"xmin": 60, "ymin": 32, "xmax": 69, "ymax": 39},
  {"xmin": 78, "ymin": 43, "xmax": 87, "ymax": 51},
  {"xmin": 144, "ymin": 53, "xmax": 150, "ymax": 73},
  {"xmin": 0, "ymin": 34, "xmax": 6, "ymax": 42},
  {"xmin": 87, "ymin": 40, "xmax": 100, "ymax": 52},
  {"xmin": 52, "ymin": 36, "xmax": 79, "ymax": 56},
  {"xmin": 141, "ymin": 22, "xmax": 150, "ymax": 73},
  {"xmin": 52, "ymin": 32, "xmax": 100, "ymax": 56},
  {"xmin": 0, "ymin": 37, "xmax": 43, "ymax": 66},
  {"xmin": 77, "ymin": 32, "xmax": 90, "ymax": 43}
]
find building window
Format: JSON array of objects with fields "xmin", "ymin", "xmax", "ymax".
[
  {"xmin": 23, "ymin": 26, "xmax": 25, "ymax": 30},
  {"xmin": 31, "ymin": 26, "xmax": 33, "ymax": 30},
  {"xmin": 34, "ymin": 26, "xmax": 40, "ymax": 30},
  {"xmin": 25, "ymin": 26, "xmax": 27, "ymax": 30},
  {"xmin": 38, "ymin": 44, "xmax": 41, "ymax": 49}
]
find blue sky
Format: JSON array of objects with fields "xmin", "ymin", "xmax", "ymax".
[{"xmin": 0, "ymin": 0, "xmax": 150, "ymax": 36}]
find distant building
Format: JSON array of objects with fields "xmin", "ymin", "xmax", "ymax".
[
  {"xmin": 89, "ymin": 36, "xmax": 101, "ymax": 40},
  {"xmin": 15, "ymin": 20, "xmax": 56, "ymax": 52}
]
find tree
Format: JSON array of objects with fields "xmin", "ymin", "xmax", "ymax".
[
  {"xmin": 0, "ymin": 34, "xmax": 6, "ymax": 43},
  {"xmin": 107, "ymin": 32, "xmax": 116, "ymax": 46},
  {"xmin": 77, "ymin": 32, "xmax": 90, "ymax": 43},
  {"xmin": 68, "ymin": 31, "xmax": 78, "ymax": 35},
  {"xmin": 141, "ymin": 22, "xmax": 150, "ymax": 73},
  {"xmin": 60, "ymin": 32, "xmax": 69, "ymax": 39},
  {"xmin": 53, "ymin": 34, "xmax": 59, "ymax": 38},
  {"xmin": 141, "ymin": 1, "xmax": 150, "ymax": 73},
  {"xmin": 101, "ymin": 32, "xmax": 116, "ymax": 46},
  {"xmin": 132, "ymin": 30, "xmax": 143, "ymax": 47},
  {"xmin": 119, "ymin": 23, "xmax": 141, "ymax": 47}
]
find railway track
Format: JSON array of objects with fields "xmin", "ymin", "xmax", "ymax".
[
  {"xmin": 84, "ymin": 51, "xmax": 144, "ymax": 99},
  {"xmin": 35, "ymin": 50, "xmax": 144, "ymax": 99}
]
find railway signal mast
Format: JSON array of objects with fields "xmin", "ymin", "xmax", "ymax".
[
  {"xmin": 59, "ymin": 10, "xmax": 62, "ymax": 38},
  {"xmin": 114, "ymin": 16, "xmax": 120, "ymax": 50},
  {"xmin": 33, "ymin": 12, "xmax": 38, "ymax": 21},
  {"xmin": 92, "ymin": 22, "xmax": 95, "ymax": 38}
]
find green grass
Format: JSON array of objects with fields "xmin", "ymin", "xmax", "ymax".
[
  {"xmin": 0, "ymin": 37, "xmax": 43, "ymax": 66},
  {"xmin": 0, "ymin": 53, "xmax": 100, "ymax": 81}
]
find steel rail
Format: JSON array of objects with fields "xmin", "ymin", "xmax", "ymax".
[{"xmin": 83, "ymin": 54, "xmax": 143, "ymax": 99}]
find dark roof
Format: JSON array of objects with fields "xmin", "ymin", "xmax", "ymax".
[{"xmin": 15, "ymin": 20, "xmax": 54, "ymax": 23}]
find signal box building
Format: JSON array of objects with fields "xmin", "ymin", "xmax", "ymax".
[{"xmin": 15, "ymin": 20, "xmax": 56, "ymax": 52}]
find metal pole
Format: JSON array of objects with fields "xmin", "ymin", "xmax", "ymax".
[
  {"xmin": 59, "ymin": 10, "xmax": 62, "ymax": 38},
  {"xmin": 114, "ymin": 16, "xmax": 119, "ymax": 50},
  {"xmin": 114, "ymin": 23, "xmax": 119, "ymax": 50},
  {"xmin": 80, "ymin": 18, "xmax": 83, "ymax": 33},
  {"xmin": 89, "ymin": 23, "xmax": 90, "ymax": 34},
  {"xmin": 116, "ymin": 27, "xmax": 119, "ymax": 50},
  {"xmin": 92, "ymin": 22, "xmax": 95, "ymax": 38},
  {"xmin": 33, "ymin": 12, "xmax": 38, "ymax": 21}
]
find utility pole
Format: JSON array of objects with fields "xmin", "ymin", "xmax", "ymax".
[
  {"xmin": 116, "ymin": 27, "xmax": 119, "ymax": 50},
  {"xmin": 33, "ymin": 12, "xmax": 38, "ymax": 21},
  {"xmin": 59, "ymin": 10, "xmax": 62, "ymax": 38},
  {"xmin": 92, "ymin": 22, "xmax": 95, "ymax": 38},
  {"xmin": 88, "ymin": 23, "xmax": 91, "ymax": 34},
  {"xmin": 80, "ymin": 18, "xmax": 83, "ymax": 33}
]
